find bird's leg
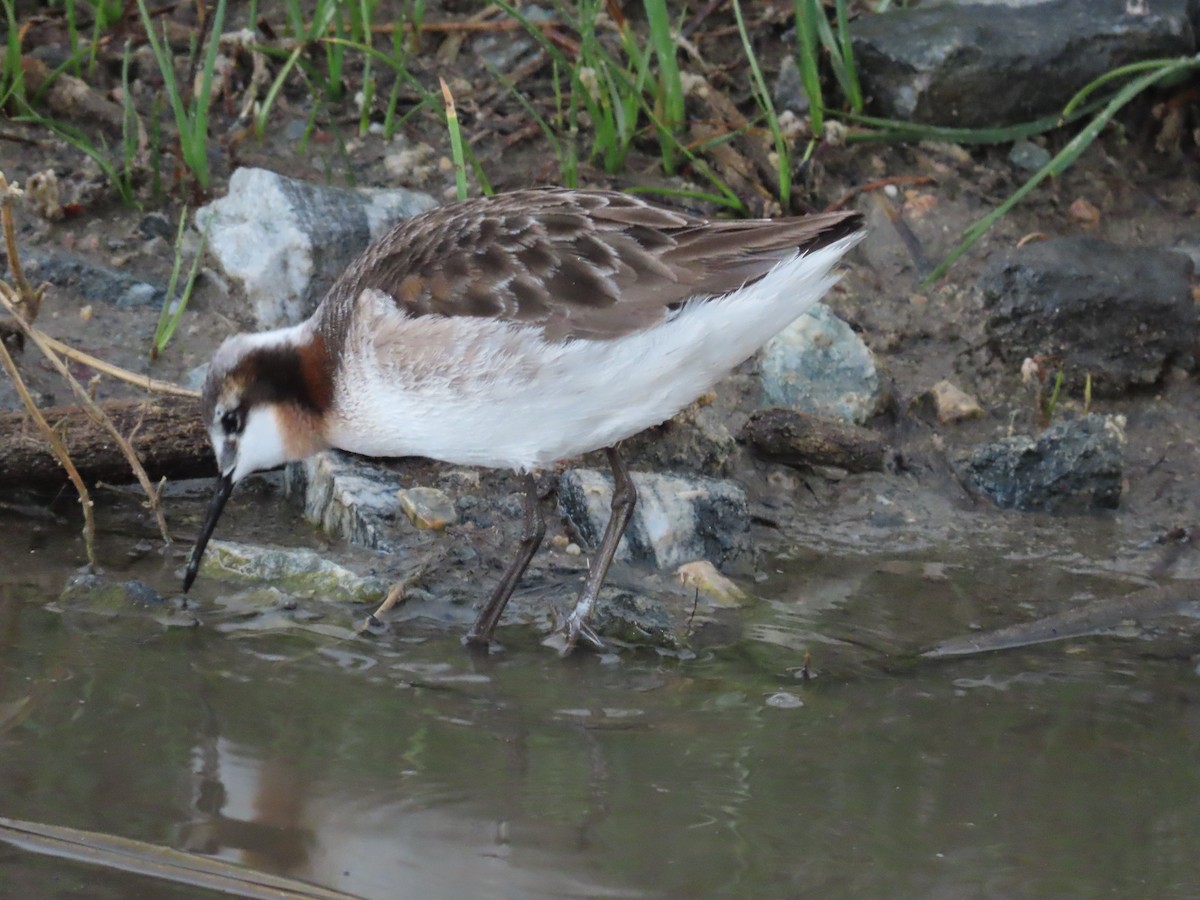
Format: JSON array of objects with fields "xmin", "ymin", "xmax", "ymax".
[
  {"xmin": 561, "ymin": 445, "xmax": 637, "ymax": 655},
  {"xmin": 464, "ymin": 471, "xmax": 545, "ymax": 647}
]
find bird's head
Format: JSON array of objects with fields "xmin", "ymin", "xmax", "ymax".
[{"xmin": 183, "ymin": 329, "xmax": 331, "ymax": 592}]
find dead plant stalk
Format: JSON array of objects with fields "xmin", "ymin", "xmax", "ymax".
[{"xmin": 0, "ymin": 171, "xmax": 172, "ymax": 544}]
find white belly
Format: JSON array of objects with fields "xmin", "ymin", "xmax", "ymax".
[{"xmin": 328, "ymin": 239, "xmax": 856, "ymax": 471}]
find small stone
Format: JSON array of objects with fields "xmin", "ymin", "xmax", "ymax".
[
  {"xmin": 765, "ymin": 692, "xmax": 805, "ymax": 709},
  {"xmin": 1069, "ymin": 197, "xmax": 1101, "ymax": 227},
  {"xmin": 773, "ymin": 55, "xmax": 811, "ymax": 116},
  {"xmin": 565, "ymin": 543, "xmax": 582, "ymax": 557},
  {"xmin": 675, "ymin": 560, "xmax": 749, "ymax": 608},
  {"xmin": 928, "ymin": 380, "xmax": 984, "ymax": 423},
  {"xmin": 1008, "ymin": 139, "xmax": 1051, "ymax": 171},
  {"xmin": 397, "ymin": 486, "xmax": 457, "ymax": 530},
  {"xmin": 24, "ymin": 169, "xmax": 62, "ymax": 220},
  {"xmin": 590, "ymin": 588, "xmax": 681, "ymax": 649}
]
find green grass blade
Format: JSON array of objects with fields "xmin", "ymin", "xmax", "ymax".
[
  {"xmin": 926, "ymin": 56, "xmax": 1197, "ymax": 284},
  {"xmin": 439, "ymin": 77, "xmax": 468, "ymax": 200},
  {"xmin": 1059, "ymin": 56, "xmax": 1183, "ymax": 120},
  {"xmin": 840, "ymin": 98, "xmax": 1110, "ymax": 144},
  {"xmin": 1, "ymin": 0, "xmax": 25, "ymax": 106},
  {"xmin": 151, "ymin": 206, "xmax": 202, "ymax": 358},
  {"xmin": 643, "ymin": 0, "xmax": 683, "ymax": 173},
  {"xmin": 833, "ymin": 0, "xmax": 862, "ymax": 112},
  {"xmin": 792, "ymin": 0, "xmax": 824, "ymax": 135},
  {"xmin": 255, "ymin": 44, "xmax": 304, "ymax": 138},
  {"xmin": 733, "ymin": 0, "xmax": 789, "ymax": 205}
]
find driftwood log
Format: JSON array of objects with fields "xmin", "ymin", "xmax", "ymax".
[
  {"xmin": 0, "ymin": 398, "xmax": 213, "ymax": 488},
  {"xmin": 740, "ymin": 407, "xmax": 887, "ymax": 474}
]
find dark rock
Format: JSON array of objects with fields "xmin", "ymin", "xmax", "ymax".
[
  {"xmin": 958, "ymin": 413, "xmax": 1125, "ymax": 511},
  {"xmin": 476, "ymin": 5, "xmax": 553, "ymax": 70},
  {"xmin": 558, "ymin": 469, "xmax": 753, "ymax": 572},
  {"xmin": 620, "ymin": 402, "xmax": 738, "ymax": 476},
  {"xmin": 981, "ymin": 237, "xmax": 1195, "ymax": 395},
  {"xmin": 773, "ymin": 55, "xmax": 811, "ymax": 116},
  {"xmin": 851, "ymin": 0, "xmax": 1196, "ymax": 127},
  {"xmin": 591, "ymin": 588, "xmax": 682, "ymax": 650},
  {"xmin": 196, "ymin": 167, "xmax": 437, "ymax": 328},
  {"xmin": 21, "ymin": 247, "xmax": 165, "ymax": 307},
  {"xmin": 137, "ymin": 212, "xmax": 175, "ymax": 241},
  {"xmin": 56, "ymin": 574, "xmax": 197, "ymax": 626},
  {"xmin": 741, "ymin": 407, "xmax": 887, "ymax": 473},
  {"xmin": 59, "ymin": 574, "xmax": 164, "ymax": 610}
]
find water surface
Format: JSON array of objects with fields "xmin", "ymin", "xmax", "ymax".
[{"xmin": 3, "ymin": 492, "xmax": 1200, "ymax": 898}]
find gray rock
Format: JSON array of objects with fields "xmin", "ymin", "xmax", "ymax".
[
  {"xmin": 558, "ymin": 469, "xmax": 752, "ymax": 572},
  {"xmin": 759, "ymin": 303, "xmax": 883, "ymax": 424},
  {"xmin": 196, "ymin": 167, "xmax": 437, "ymax": 328},
  {"xmin": 959, "ymin": 413, "xmax": 1126, "ymax": 511},
  {"xmin": 850, "ymin": 0, "xmax": 1196, "ymax": 127},
  {"xmin": 284, "ymin": 450, "xmax": 404, "ymax": 552},
  {"xmin": 981, "ymin": 237, "xmax": 1196, "ymax": 395}
]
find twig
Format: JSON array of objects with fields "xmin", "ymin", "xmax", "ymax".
[
  {"xmin": 38, "ymin": 332, "xmax": 199, "ymax": 398},
  {"xmin": 823, "ymin": 175, "xmax": 936, "ymax": 212},
  {"xmin": 0, "ymin": 331, "xmax": 96, "ymax": 566},
  {"xmin": 0, "ymin": 289, "xmax": 173, "ymax": 543},
  {"xmin": 0, "ymin": 174, "xmax": 43, "ymax": 320}
]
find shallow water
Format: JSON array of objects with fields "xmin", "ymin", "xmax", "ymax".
[{"xmin": 3, "ymin": 490, "xmax": 1200, "ymax": 899}]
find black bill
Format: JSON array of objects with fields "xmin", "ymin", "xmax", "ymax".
[{"xmin": 182, "ymin": 471, "xmax": 234, "ymax": 593}]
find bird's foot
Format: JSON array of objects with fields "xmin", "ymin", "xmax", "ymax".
[
  {"xmin": 357, "ymin": 580, "xmax": 407, "ymax": 635},
  {"xmin": 546, "ymin": 610, "xmax": 605, "ymax": 657},
  {"xmin": 461, "ymin": 628, "xmax": 503, "ymax": 653}
]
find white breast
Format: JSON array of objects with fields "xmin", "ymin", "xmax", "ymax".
[{"xmin": 326, "ymin": 236, "xmax": 859, "ymax": 471}]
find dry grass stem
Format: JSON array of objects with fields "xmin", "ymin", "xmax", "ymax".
[
  {"xmin": 0, "ymin": 330, "xmax": 97, "ymax": 565},
  {"xmin": 1, "ymin": 174, "xmax": 44, "ymax": 321},
  {"xmin": 0, "ymin": 290, "xmax": 173, "ymax": 544},
  {"xmin": 1, "ymin": 169, "xmax": 178, "ymax": 543},
  {"xmin": 38, "ymin": 332, "xmax": 200, "ymax": 399}
]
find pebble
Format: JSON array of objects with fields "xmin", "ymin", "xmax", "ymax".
[{"xmin": 397, "ymin": 486, "xmax": 458, "ymax": 530}]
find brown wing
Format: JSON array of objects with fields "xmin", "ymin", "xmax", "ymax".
[{"xmin": 320, "ymin": 189, "xmax": 862, "ymax": 342}]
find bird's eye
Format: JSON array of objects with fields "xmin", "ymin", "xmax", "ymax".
[{"xmin": 220, "ymin": 409, "xmax": 244, "ymax": 434}]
